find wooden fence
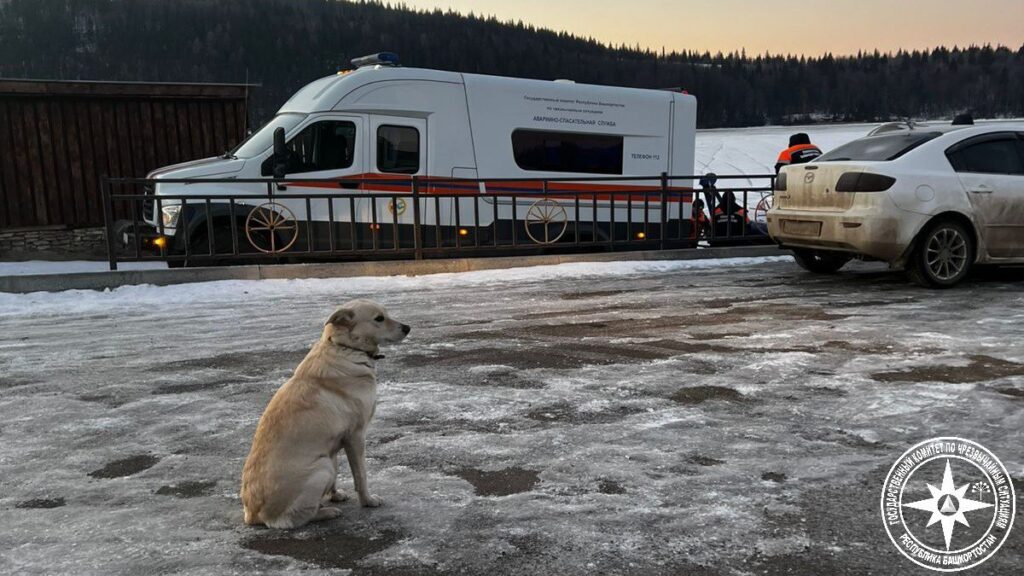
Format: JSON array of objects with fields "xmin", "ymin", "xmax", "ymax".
[{"xmin": 0, "ymin": 79, "xmax": 253, "ymax": 229}]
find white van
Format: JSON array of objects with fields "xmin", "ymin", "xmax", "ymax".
[{"xmin": 139, "ymin": 53, "xmax": 697, "ymax": 257}]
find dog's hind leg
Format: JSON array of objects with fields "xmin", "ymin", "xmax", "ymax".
[
  {"xmin": 344, "ymin": 431, "xmax": 382, "ymax": 507},
  {"xmin": 266, "ymin": 460, "xmax": 338, "ymax": 529},
  {"xmin": 312, "ymin": 506, "xmax": 343, "ymax": 522},
  {"xmin": 327, "ymin": 452, "xmax": 349, "ymax": 502}
]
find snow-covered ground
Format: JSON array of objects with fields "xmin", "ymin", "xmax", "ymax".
[
  {"xmin": 2, "ymin": 257, "xmax": 1022, "ymax": 575},
  {"xmin": 695, "ymin": 122, "xmax": 875, "ymax": 177}
]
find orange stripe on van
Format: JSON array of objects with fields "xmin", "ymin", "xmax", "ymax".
[{"xmin": 287, "ymin": 173, "xmax": 694, "ymax": 202}]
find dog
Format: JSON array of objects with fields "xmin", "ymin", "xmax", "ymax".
[{"xmin": 240, "ymin": 299, "xmax": 410, "ymax": 529}]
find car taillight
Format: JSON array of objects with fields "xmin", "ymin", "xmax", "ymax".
[
  {"xmin": 775, "ymin": 172, "xmax": 787, "ymax": 191},
  {"xmin": 835, "ymin": 172, "xmax": 896, "ymax": 192}
]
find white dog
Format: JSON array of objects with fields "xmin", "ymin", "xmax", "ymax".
[{"xmin": 240, "ymin": 299, "xmax": 409, "ymax": 529}]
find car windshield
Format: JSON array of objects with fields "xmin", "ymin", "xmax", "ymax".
[
  {"xmin": 230, "ymin": 113, "xmax": 307, "ymax": 159},
  {"xmin": 817, "ymin": 131, "xmax": 943, "ymax": 162}
]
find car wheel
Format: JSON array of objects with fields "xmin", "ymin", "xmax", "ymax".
[
  {"xmin": 791, "ymin": 249, "xmax": 852, "ymax": 274},
  {"xmin": 907, "ymin": 220, "xmax": 974, "ymax": 288}
]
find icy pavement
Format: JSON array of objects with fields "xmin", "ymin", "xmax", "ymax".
[
  {"xmin": 1, "ymin": 258, "xmax": 1022, "ymax": 576},
  {"xmin": 0, "ymin": 260, "xmax": 166, "ymax": 277}
]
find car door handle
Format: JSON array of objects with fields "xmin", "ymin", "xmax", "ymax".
[{"xmin": 969, "ymin": 185, "xmax": 993, "ymax": 194}]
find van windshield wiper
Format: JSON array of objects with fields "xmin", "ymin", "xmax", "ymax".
[{"xmin": 221, "ymin": 150, "xmax": 238, "ymax": 160}]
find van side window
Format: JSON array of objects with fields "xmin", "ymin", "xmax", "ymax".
[
  {"xmin": 512, "ymin": 130, "xmax": 623, "ymax": 174},
  {"xmin": 947, "ymin": 137, "xmax": 1024, "ymax": 176},
  {"xmin": 377, "ymin": 125, "xmax": 420, "ymax": 174},
  {"xmin": 278, "ymin": 121, "xmax": 356, "ymax": 174}
]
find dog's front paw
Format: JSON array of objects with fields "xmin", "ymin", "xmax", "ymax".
[
  {"xmin": 330, "ymin": 489, "xmax": 349, "ymax": 503},
  {"xmin": 360, "ymin": 494, "xmax": 383, "ymax": 508}
]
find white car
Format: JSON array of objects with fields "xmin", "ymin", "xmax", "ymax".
[{"xmin": 767, "ymin": 121, "xmax": 1024, "ymax": 287}]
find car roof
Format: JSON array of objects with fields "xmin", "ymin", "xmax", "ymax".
[
  {"xmin": 872, "ymin": 122, "xmax": 1023, "ymax": 165},
  {"xmin": 917, "ymin": 122, "xmax": 1024, "ymax": 150},
  {"xmin": 809, "ymin": 121, "xmax": 1024, "ymax": 166},
  {"xmin": 867, "ymin": 121, "xmax": 1024, "ymax": 138}
]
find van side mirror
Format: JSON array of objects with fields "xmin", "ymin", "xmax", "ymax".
[{"xmin": 272, "ymin": 127, "xmax": 288, "ymax": 179}]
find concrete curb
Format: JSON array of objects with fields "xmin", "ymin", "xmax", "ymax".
[{"xmin": 0, "ymin": 246, "xmax": 790, "ymax": 294}]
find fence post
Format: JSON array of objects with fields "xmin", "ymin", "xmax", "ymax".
[
  {"xmin": 659, "ymin": 172, "xmax": 668, "ymax": 251},
  {"xmin": 411, "ymin": 175, "xmax": 423, "ymax": 260},
  {"xmin": 101, "ymin": 177, "xmax": 118, "ymax": 271}
]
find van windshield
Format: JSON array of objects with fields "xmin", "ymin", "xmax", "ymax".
[
  {"xmin": 230, "ymin": 113, "xmax": 307, "ymax": 159},
  {"xmin": 817, "ymin": 131, "xmax": 942, "ymax": 162}
]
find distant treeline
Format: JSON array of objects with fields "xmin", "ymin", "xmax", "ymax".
[{"xmin": 2, "ymin": 0, "xmax": 1023, "ymax": 128}]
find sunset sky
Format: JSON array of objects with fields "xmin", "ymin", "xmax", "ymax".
[{"xmin": 399, "ymin": 0, "xmax": 1024, "ymax": 56}]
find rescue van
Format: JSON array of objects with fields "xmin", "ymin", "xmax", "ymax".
[{"xmin": 140, "ymin": 53, "xmax": 697, "ymax": 256}]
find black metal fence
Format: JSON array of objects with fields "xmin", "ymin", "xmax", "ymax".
[{"xmin": 102, "ymin": 173, "xmax": 776, "ymax": 270}]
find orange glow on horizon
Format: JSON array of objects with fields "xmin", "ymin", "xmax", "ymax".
[{"xmin": 398, "ymin": 0, "xmax": 1024, "ymax": 57}]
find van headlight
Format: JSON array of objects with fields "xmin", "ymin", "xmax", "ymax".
[{"xmin": 161, "ymin": 205, "xmax": 182, "ymax": 227}]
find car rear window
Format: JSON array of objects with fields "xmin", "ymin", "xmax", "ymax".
[{"xmin": 817, "ymin": 131, "xmax": 943, "ymax": 162}]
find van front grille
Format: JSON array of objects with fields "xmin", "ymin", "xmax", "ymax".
[{"xmin": 141, "ymin": 184, "xmax": 156, "ymax": 224}]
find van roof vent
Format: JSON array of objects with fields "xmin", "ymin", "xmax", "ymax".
[
  {"xmin": 553, "ymin": 79, "xmax": 575, "ymax": 84},
  {"xmin": 351, "ymin": 52, "xmax": 400, "ymax": 68}
]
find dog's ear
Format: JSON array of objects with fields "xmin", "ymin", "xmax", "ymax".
[{"xmin": 327, "ymin": 308, "xmax": 354, "ymax": 328}]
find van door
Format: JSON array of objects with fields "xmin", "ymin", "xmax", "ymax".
[
  {"xmin": 947, "ymin": 133, "xmax": 1024, "ymax": 259},
  {"xmin": 257, "ymin": 114, "xmax": 364, "ymax": 251},
  {"xmin": 369, "ymin": 116, "xmax": 427, "ymax": 229},
  {"xmin": 269, "ymin": 114, "xmax": 364, "ymax": 186}
]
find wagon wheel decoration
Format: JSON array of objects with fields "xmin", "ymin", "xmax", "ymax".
[
  {"xmin": 245, "ymin": 202, "xmax": 299, "ymax": 254},
  {"xmin": 524, "ymin": 198, "xmax": 568, "ymax": 244},
  {"xmin": 753, "ymin": 193, "xmax": 774, "ymax": 225}
]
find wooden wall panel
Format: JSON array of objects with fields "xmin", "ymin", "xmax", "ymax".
[{"xmin": 0, "ymin": 80, "xmax": 251, "ymax": 229}]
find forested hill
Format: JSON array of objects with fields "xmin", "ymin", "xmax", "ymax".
[{"xmin": 2, "ymin": 0, "xmax": 1023, "ymax": 128}]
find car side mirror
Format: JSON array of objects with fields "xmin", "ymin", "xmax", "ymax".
[{"xmin": 272, "ymin": 127, "xmax": 288, "ymax": 180}]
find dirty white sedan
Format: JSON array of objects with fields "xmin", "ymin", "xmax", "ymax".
[{"xmin": 768, "ymin": 122, "xmax": 1024, "ymax": 286}]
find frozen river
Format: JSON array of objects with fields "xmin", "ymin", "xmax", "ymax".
[{"xmin": 1, "ymin": 257, "xmax": 1022, "ymax": 575}]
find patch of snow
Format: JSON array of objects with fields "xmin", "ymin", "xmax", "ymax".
[
  {"xmin": 0, "ymin": 256, "xmax": 791, "ymax": 318},
  {"xmin": 695, "ymin": 123, "xmax": 875, "ymax": 177}
]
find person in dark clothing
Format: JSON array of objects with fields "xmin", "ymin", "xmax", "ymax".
[
  {"xmin": 775, "ymin": 133, "xmax": 823, "ymax": 173},
  {"xmin": 712, "ymin": 191, "xmax": 748, "ymax": 238},
  {"xmin": 699, "ymin": 174, "xmax": 751, "ymax": 238}
]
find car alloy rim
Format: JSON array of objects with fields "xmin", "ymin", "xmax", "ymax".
[{"xmin": 925, "ymin": 227, "xmax": 967, "ymax": 281}]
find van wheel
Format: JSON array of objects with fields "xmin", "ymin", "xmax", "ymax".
[
  {"xmin": 185, "ymin": 226, "xmax": 241, "ymax": 267},
  {"xmin": 792, "ymin": 249, "xmax": 851, "ymax": 274},
  {"xmin": 907, "ymin": 220, "xmax": 973, "ymax": 288}
]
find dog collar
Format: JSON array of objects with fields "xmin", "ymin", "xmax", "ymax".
[{"xmin": 332, "ymin": 340, "xmax": 383, "ymax": 362}]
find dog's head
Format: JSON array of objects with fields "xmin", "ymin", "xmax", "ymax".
[{"xmin": 324, "ymin": 299, "xmax": 410, "ymax": 356}]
